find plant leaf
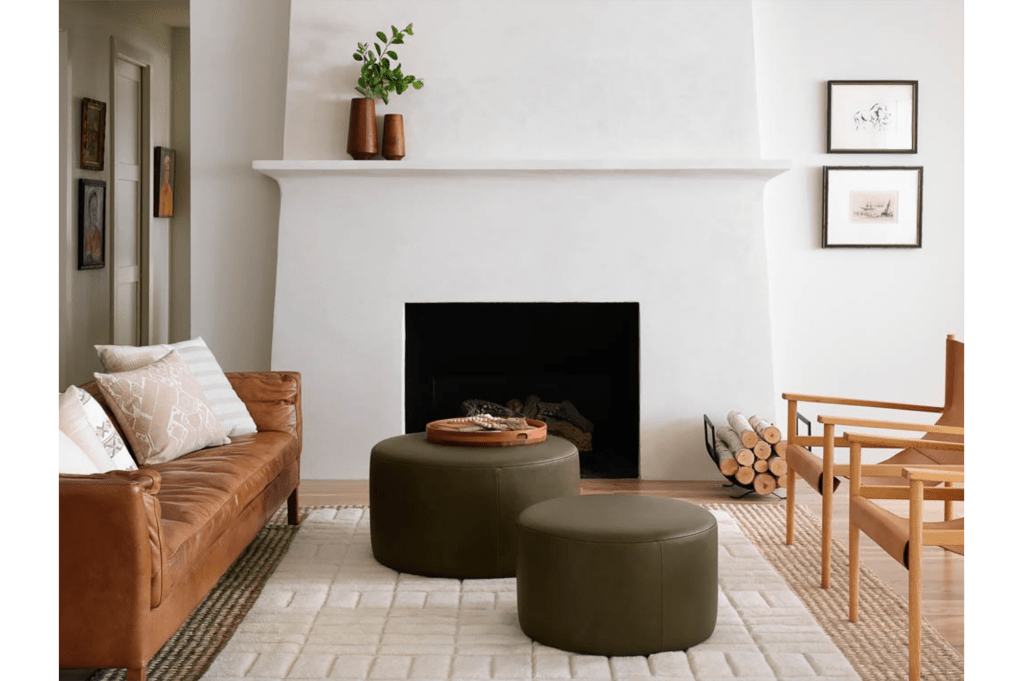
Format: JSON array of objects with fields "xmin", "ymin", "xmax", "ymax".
[
  {"xmin": 374, "ymin": 43, "xmax": 381, "ymax": 55},
  {"xmin": 391, "ymin": 25, "xmax": 399, "ymax": 38},
  {"xmin": 376, "ymin": 31, "xmax": 387, "ymax": 43},
  {"xmin": 387, "ymin": 51, "xmax": 398, "ymax": 60},
  {"xmin": 353, "ymin": 53, "xmax": 362, "ymax": 61},
  {"xmin": 412, "ymin": 80, "xmax": 424, "ymax": 89},
  {"xmin": 392, "ymin": 35, "xmax": 404, "ymax": 44},
  {"xmin": 381, "ymin": 92, "xmax": 389, "ymax": 104},
  {"xmin": 406, "ymin": 23, "xmax": 414, "ymax": 34}
]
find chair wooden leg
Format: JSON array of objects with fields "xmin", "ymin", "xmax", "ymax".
[
  {"xmin": 785, "ymin": 468, "xmax": 796, "ymax": 545},
  {"xmin": 944, "ymin": 480, "xmax": 954, "ymax": 521},
  {"xmin": 126, "ymin": 666, "xmax": 147, "ymax": 681},
  {"xmin": 821, "ymin": 424, "xmax": 835, "ymax": 590},
  {"xmin": 848, "ymin": 521, "xmax": 860, "ymax": 622},
  {"xmin": 287, "ymin": 488, "xmax": 300, "ymax": 525},
  {"xmin": 909, "ymin": 482, "xmax": 924, "ymax": 681}
]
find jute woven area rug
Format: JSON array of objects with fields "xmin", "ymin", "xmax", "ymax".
[
  {"xmin": 706, "ymin": 503, "xmax": 964, "ymax": 681},
  {"xmin": 90, "ymin": 504, "xmax": 963, "ymax": 681}
]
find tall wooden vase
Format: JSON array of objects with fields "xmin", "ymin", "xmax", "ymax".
[{"xmin": 347, "ymin": 98, "xmax": 378, "ymax": 160}]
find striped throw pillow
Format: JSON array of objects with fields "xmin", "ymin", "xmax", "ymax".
[{"xmin": 95, "ymin": 337, "xmax": 258, "ymax": 437}]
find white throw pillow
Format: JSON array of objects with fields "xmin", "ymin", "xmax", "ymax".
[
  {"xmin": 58, "ymin": 386, "xmax": 137, "ymax": 472},
  {"xmin": 95, "ymin": 337, "xmax": 258, "ymax": 437},
  {"xmin": 94, "ymin": 350, "xmax": 231, "ymax": 465},
  {"xmin": 59, "ymin": 429, "xmax": 102, "ymax": 475}
]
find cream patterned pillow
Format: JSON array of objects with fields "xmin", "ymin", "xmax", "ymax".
[
  {"xmin": 58, "ymin": 386, "xmax": 137, "ymax": 472},
  {"xmin": 94, "ymin": 350, "xmax": 230, "ymax": 465},
  {"xmin": 59, "ymin": 429, "xmax": 102, "ymax": 475},
  {"xmin": 95, "ymin": 337, "xmax": 258, "ymax": 437}
]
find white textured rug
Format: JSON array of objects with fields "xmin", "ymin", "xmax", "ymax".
[{"xmin": 199, "ymin": 508, "xmax": 860, "ymax": 680}]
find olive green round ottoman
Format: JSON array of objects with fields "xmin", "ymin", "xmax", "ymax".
[
  {"xmin": 516, "ymin": 494, "xmax": 717, "ymax": 656},
  {"xmin": 369, "ymin": 433, "xmax": 580, "ymax": 579}
]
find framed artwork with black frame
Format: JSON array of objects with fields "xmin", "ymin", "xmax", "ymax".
[
  {"xmin": 822, "ymin": 166, "xmax": 923, "ymax": 248},
  {"xmin": 80, "ymin": 98, "xmax": 107, "ymax": 170},
  {"xmin": 827, "ymin": 81, "xmax": 918, "ymax": 153},
  {"xmin": 78, "ymin": 179, "xmax": 106, "ymax": 269}
]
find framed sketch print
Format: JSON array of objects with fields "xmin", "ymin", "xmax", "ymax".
[
  {"xmin": 822, "ymin": 167, "xmax": 923, "ymax": 248},
  {"xmin": 827, "ymin": 81, "xmax": 917, "ymax": 153},
  {"xmin": 80, "ymin": 98, "xmax": 107, "ymax": 170},
  {"xmin": 154, "ymin": 147, "xmax": 175, "ymax": 217},
  {"xmin": 78, "ymin": 179, "xmax": 106, "ymax": 269}
]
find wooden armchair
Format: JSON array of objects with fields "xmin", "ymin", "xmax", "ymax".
[
  {"xmin": 781, "ymin": 334, "xmax": 964, "ymax": 588},
  {"xmin": 847, "ymin": 432, "xmax": 964, "ymax": 681}
]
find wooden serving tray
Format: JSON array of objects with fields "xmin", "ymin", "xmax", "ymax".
[{"xmin": 425, "ymin": 418, "xmax": 548, "ymax": 447}]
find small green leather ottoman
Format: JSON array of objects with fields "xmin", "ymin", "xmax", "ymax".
[
  {"xmin": 516, "ymin": 494, "xmax": 717, "ymax": 656},
  {"xmin": 369, "ymin": 433, "xmax": 580, "ymax": 579}
]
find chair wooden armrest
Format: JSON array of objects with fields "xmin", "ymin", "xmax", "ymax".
[
  {"xmin": 781, "ymin": 392, "xmax": 944, "ymax": 413},
  {"xmin": 902, "ymin": 467, "xmax": 965, "ymax": 485},
  {"xmin": 843, "ymin": 431, "xmax": 965, "ymax": 451},
  {"xmin": 817, "ymin": 415, "xmax": 963, "ymax": 435}
]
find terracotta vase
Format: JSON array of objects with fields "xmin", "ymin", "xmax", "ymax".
[
  {"xmin": 382, "ymin": 114, "xmax": 406, "ymax": 161},
  {"xmin": 346, "ymin": 98, "xmax": 378, "ymax": 159}
]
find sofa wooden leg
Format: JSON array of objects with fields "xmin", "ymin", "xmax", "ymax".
[
  {"xmin": 126, "ymin": 665, "xmax": 147, "ymax": 681},
  {"xmin": 288, "ymin": 488, "xmax": 300, "ymax": 525}
]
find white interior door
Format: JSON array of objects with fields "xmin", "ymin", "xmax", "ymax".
[{"xmin": 112, "ymin": 58, "xmax": 142, "ymax": 345}]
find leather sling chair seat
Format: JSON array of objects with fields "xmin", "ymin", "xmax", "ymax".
[
  {"xmin": 516, "ymin": 494, "xmax": 718, "ymax": 656},
  {"xmin": 369, "ymin": 433, "xmax": 580, "ymax": 578}
]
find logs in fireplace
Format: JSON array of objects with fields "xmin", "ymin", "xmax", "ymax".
[{"xmin": 461, "ymin": 396, "xmax": 594, "ymax": 452}]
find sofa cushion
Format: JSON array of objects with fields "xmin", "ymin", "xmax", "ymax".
[
  {"xmin": 96, "ymin": 337, "xmax": 259, "ymax": 437},
  {"xmin": 59, "ymin": 386, "xmax": 137, "ymax": 472},
  {"xmin": 59, "ymin": 429, "xmax": 103, "ymax": 474},
  {"xmin": 149, "ymin": 430, "xmax": 300, "ymax": 589},
  {"xmin": 95, "ymin": 350, "xmax": 231, "ymax": 465}
]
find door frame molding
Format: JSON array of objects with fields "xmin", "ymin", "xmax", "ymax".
[
  {"xmin": 60, "ymin": 29, "xmax": 72, "ymax": 389},
  {"xmin": 109, "ymin": 37, "xmax": 154, "ymax": 345}
]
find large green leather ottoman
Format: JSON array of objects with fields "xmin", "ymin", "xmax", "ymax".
[
  {"xmin": 369, "ymin": 433, "xmax": 580, "ymax": 578},
  {"xmin": 517, "ymin": 494, "xmax": 717, "ymax": 656}
]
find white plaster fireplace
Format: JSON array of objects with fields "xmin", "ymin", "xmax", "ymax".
[{"xmin": 255, "ymin": 0, "xmax": 788, "ymax": 480}]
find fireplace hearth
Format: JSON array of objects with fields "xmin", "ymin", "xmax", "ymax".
[{"xmin": 405, "ymin": 302, "xmax": 640, "ymax": 478}]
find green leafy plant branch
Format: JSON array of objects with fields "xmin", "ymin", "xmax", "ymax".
[{"xmin": 352, "ymin": 23, "xmax": 424, "ymax": 104}]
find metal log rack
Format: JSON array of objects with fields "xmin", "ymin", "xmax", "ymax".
[{"xmin": 702, "ymin": 413, "xmax": 810, "ymax": 500}]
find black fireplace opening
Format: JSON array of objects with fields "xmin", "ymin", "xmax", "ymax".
[{"xmin": 404, "ymin": 302, "xmax": 640, "ymax": 478}]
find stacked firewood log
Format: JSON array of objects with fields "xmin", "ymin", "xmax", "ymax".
[{"xmin": 713, "ymin": 410, "xmax": 787, "ymax": 495}]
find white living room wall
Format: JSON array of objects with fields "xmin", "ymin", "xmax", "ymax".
[
  {"xmin": 188, "ymin": 0, "xmax": 291, "ymax": 371},
  {"xmin": 183, "ymin": 0, "xmax": 963, "ymax": 474},
  {"xmin": 752, "ymin": 0, "xmax": 964, "ymax": 457},
  {"xmin": 58, "ymin": 0, "xmax": 175, "ymax": 388}
]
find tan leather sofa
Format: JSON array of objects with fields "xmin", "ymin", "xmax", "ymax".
[{"xmin": 59, "ymin": 371, "xmax": 303, "ymax": 681}]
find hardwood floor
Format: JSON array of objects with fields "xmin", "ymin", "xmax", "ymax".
[{"xmin": 300, "ymin": 477, "xmax": 965, "ymax": 657}]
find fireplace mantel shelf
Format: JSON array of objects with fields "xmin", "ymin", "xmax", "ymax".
[{"xmin": 253, "ymin": 158, "xmax": 790, "ymax": 179}]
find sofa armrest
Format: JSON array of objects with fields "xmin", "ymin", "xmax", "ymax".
[
  {"xmin": 60, "ymin": 470, "xmax": 166, "ymax": 660},
  {"xmin": 226, "ymin": 372, "xmax": 302, "ymax": 446}
]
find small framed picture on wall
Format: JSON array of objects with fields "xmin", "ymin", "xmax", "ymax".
[
  {"xmin": 80, "ymin": 98, "xmax": 107, "ymax": 170},
  {"xmin": 822, "ymin": 166, "xmax": 923, "ymax": 248},
  {"xmin": 154, "ymin": 146, "xmax": 175, "ymax": 217},
  {"xmin": 78, "ymin": 179, "xmax": 106, "ymax": 269},
  {"xmin": 827, "ymin": 81, "xmax": 918, "ymax": 153}
]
